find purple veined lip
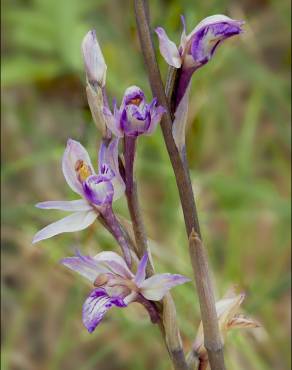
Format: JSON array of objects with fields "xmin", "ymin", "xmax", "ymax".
[{"xmin": 83, "ymin": 174, "xmax": 114, "ymax": 206}]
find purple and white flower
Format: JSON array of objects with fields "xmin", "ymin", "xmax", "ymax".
[
  {"xmin": 33, "ymin": 138, "xmax": 125, "ymax": 244},
  {"xmin": 105, "ymin": 86, "xmax": 166, "ymax": 138},
  {"xmin": 61, "ymin": 250, "xmax": 190, "ymax": 333},
  {"xmin": 156, "ymin": 15, "xmax": 244, "ymax": 150}
]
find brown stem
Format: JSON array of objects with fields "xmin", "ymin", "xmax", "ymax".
[
  {"xmin": 189, "ymin": 231, "xmax": 225, "ymax": 370},
  {"xmin": 134, "ymin": 1, "xmax": 226, "ymax": 369}
]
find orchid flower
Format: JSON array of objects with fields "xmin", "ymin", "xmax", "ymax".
[
  {"xmin": 105, "ymin": 85, "xmax": 166, "ymax": 138},
  {"xmin": 156, "ymin": 15, "xmax": 244, "ymax": 150},
  {"xmin": 82, "ymin": 31, "xmax": 165, "ymax": 139},
  {"xmin": 61, "ymin": 250, "xmax": 190, "ymax": 333},
  {"xmin": 192, "ymin": 291, "xmax": 260, "ymax": 364},
  {"xmin": 33, "ymin": 138, "xmax": 125, "ymax": 244}
]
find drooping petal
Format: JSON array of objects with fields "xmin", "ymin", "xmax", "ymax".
[
  {"xmin": 172, "ymin": 84, "xmax": 190, "ymax": 151},
  {"xmin": 82, "ymin": 288, "xmax": 126, "ymax": 333},
  {"xmin": 155, "ymin": 27, "xmax": 182, "ymax": 68},
  {"xmin": 60, "ymin": 250, "xmax": 109, "ymax": 283},
  {"xmin": 134, "ymin": 252, "xmax": 148, "ymax": 285},
  {"xmin": 62, "ymin": 139, "xmax": 95, "ymax": 196},
  {"xmin": 36, "ymin": 199, "xmax": 92, "ymax": 212},
  {"xmin": 139, "ymin": 273, "xmax": 190, "ymax": 301},
  {"xmin": 82, "ymin": 30, "xmax": 107, "ymax": 87},
  {"xmin": 32, "ymin": 210, "xmax": 97, "ymax": 243},
  {"xmin": 216, "ymin": 293, "xmax": 245, "ymax": 324},
  {"xmin": 227, "ymin": 314, "xmax": 260, "ymax": 330},
  {"xmin": 93, "ymin": 251, "xmax": 134, "ymax": 279}
]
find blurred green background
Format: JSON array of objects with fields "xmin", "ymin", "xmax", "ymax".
[{"xmin": 1, "ymin": 0, "xmax": 291, "ymax": 369}]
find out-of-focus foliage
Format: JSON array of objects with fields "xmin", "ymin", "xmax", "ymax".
[{"xmin": 1, "ymin": 0, "xmax": 291, "ymax": 369}]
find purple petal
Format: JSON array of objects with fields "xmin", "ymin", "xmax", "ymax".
[
  {"xmin": 82, "ymin": 288, "xmax": 127, "ymax": 333},
  {"xmin": 146, "ymin": 102, "xmax": 166, "ymax": 135},
  {"xmin": 83, "ymin": 175, "xmax": 114, "ymax": 206},
  {"xmin": 103, "ymin": 104, "xmax": 123, "ymax": 137},
  {"xmin": 93, "ymin": 251, "xmax": 134, "ymax": 279},
  {"xmin": 155, "ymin": 27, "xmax": 182, "ymax": 68},
  {"xmin": 82, "ymin": 30, "xmax": 107, "ymax": 87},
  {"xmin": 134, "ymin": 252, "xmax": 148, "ymax": 286},
  {"xmin": 32, "ymin": 210, "xmax": 97, "ymax": 243},
  {"xmin": 188, "ymin": 15, "xmax": 244, "ymax": 66},
  {"xmin": 60, "ymin": 250, "xmax": 110, "ymax": 283},
  {"xmin": 62, "ymin": 139, "xmax": 95, "ymax": 196},
  {"xmin": 139, "ymin": 273, "xmax": 190, "ymax": 301},
  {"xmin": 36, "ymin": 199, "xmax": 92, "ymax": 212}
]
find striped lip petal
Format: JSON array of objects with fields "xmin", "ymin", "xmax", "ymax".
[
  {"xmin": 82, "ymin": 288, "xmax": 126, "ymax": 333},
  {"xmin": 93, "ymin": 251, "xmax": 134, "ymax": 279},
  {"xmin": 32, "ymin": 210, "xmax": 97, "ymax": 244},
  {"xmin": 139, "ymin": 273, "xmax": 191, "ymax": 301},
  {"xmin": 60, "ymin": 250, "xmax": 110, "ymax": 283},
  {"xmin": 62, "ymin": 139, "xmax": 95, "ymax": 196}
]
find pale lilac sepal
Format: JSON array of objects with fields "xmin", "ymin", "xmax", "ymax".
[
  {"xmin": 62, "ymin": 139, "xmax": 95, "ymax": 196},
  {"xmin": 82, "ymin": 30, "xmax": 107, "ymax": 87},
  {"xmin": 82, "ymin": 288, "xmax": 126, "ymax": 333},
  {"xmin": 32, "ymin": 210, "xmax": 97, "ymax": 244},
  {"xmin": 155, "ymin": 27, "xmax": 182, "ymax": 68},
  {"xmin": 139, "ymin": 273, "xmax": 190, "ymax": 301},
  {"xmin": 134, "ymin": 252, "xmax": 148, "ymax": 285},
  {"xmin": 93, "ymin": 251, "xmax": 134, "ymax": 279},
  {"xmin": 172, "ymin": 84, "xmax": 190, "ymax": 151},
  {"xmin": 36, "ymin": 199, "xmax": 92, "ymax": 212},
  {"xmin": 60, "ymin": 251, "xmax": 109, "ymax": 283}
]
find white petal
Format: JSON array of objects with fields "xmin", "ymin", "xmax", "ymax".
[
  {"xmin": 155, "ymin": 27, "xmax": 182, "ymax": 68},
  {"xmin": 172, "ymin": 85, "xmax": 190, "ymax": 151},
  {"xmin": 36, "ymin": 199, "xmax": 92, "ymax": 212},
  {"xmin": 62, "ymin": 139, "xmax": 95, "ymax": 196},
  {"xmin": 139, "ymin": 273, "xmax": 190, "ymax": 301},
  {"xmin": 32, "ymin": 210, "xmax": 98, "ymax": 243}
]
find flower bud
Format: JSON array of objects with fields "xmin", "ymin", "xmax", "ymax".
[{"xmin": 82, "ymin": 30, "xmax": 107, "ymax": 88}]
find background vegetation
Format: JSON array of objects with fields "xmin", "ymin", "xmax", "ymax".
[{"xmin": 1, "ymin": 0, "xmax": 291, "ymax": 369}]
